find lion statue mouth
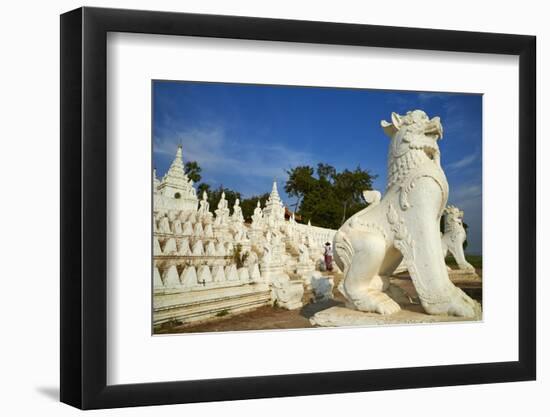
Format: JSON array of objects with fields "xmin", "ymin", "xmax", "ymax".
[{"xmin": 409, "ymin": 115, "xmax": 443, "ymax": 161}]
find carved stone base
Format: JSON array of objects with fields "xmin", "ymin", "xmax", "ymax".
[
  {"xmin": 153, "ymin": 283, "xmax": 272, "ymax": 327},
  {"xmin": 260, "ymin": 262, "xmax": 285, "ymax": 283},
  {"xmin": 311, "ymin": 275, "xmax": 334, "ymax": 302},
  {"xmin": 276, "ymin": 292, "xmax": 303, "ymax": 310},
  {"xmin": 310, "ymin": 306, "xmax": 479, "ymax": 327},
  {"xmin": 447, "ymin": 268, "xmax": 480, "ymax": 282},
  {"xmin": 284, "ymin": 258, "xmax": 298, "ymax": 275},
  {"xmin": 271, "ymin": 274, "xmax": 304, "ymax": 310}
]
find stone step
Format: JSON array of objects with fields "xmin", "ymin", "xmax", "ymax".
[{"xmin": 154, "ymin": 283, "xmax": 272, "ymax": 328}]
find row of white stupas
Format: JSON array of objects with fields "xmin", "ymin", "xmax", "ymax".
[
  {"xmin": 154, "ymin": 238, "xmax": 235, "ymax": 257},
  {"xmin": 153, "ymin": 147, "xmax": 335, "ymax": 263},
  {"xmin": 153, "ymin": 146, "xmax": 337, "ymax": 327},
  {"xmin": 154, "ymin": 262, "xmax": 262, "ymax": 290}
]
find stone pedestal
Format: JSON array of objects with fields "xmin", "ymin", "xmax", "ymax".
[
  {"xmin": 394, "ymin": 263, "xmax": 480, "ymax": 281},
  {"xmin": 447, "ymin": 268, "xmax": 480, "ymax": 282},
  {"xmin": 260, "ymin": 261, "xmax": 283, "ymax": 283},
  {"xmin": 154, "ymin": 283, "xmax": 272, "ymax": 327},
  {"xmin": 284, "ymin": 257, "xmax": 298, "ymax": 276},
  {"xmin": 310, "ymin": 306, "xmax": 481, "ymax": 327},
  {"xmin": 311, "ymin": 275, "xmax": 334, "ymax": 302},
  {"xmin": 271, "ymin": 274, "xmax": 304, "ymax": 310}
]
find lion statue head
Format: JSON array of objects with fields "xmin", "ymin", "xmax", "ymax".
[
  {"xmin": 381, "ymin": 110, "xmax": 444, "ymax": 189},
  {"xmin": 442, "ymin": 205, "xmax": 465, "ymax": 233}
]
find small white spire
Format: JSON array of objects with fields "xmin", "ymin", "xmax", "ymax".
[
  {"xmin": 157, "ymin": 144, "xmax": 196, "ymax": 201},
  {"xmin": 269, "ymin": 181, "xmax": 281, "ymax": 202},
  {"xmin": 153, "ymin": 167, "xmax": 160, "ymax": 191},
  {"xmin": 163, "ymin": 145, "xmax": 187, "ymax": 182},
  {"xmin": 264, "ymin": 180, "xmax": 284, "ymax": 222}
]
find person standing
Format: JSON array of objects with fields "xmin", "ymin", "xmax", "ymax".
[{"xmin": 324, "ymin": 242, "xmax": 333, "ymax": 271}]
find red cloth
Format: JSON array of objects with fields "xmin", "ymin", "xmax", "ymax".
[{"xmin": 324, "ymin": 255, "xmax": 333, "ymax": 271}]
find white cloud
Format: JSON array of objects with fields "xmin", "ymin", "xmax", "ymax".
[
  {"xmin": 446, "ymin": 151, "xmax": 478, "ymax": 171},
  {"xmin": 450, "ymin": 183, "xmax": 482, "ymax": 204},
  {"xmin": 154, "ymin": 125, "xmax": 314, "ymax": 195},
  {"xmin": 417, "ymin": 92, "xmax": 453, "ymax": 102}
]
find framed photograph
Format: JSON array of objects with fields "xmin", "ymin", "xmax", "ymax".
[{"xmin": 60, "ymin": 6, "xmax": 536, "ymax": 409}]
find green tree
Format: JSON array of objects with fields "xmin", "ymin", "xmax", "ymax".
[
  {"xmin": 316, "ymin": 163, "xmax": 337, "ymax": 181},
  {"xmin": 178, "ymin": 159, "xmax": 378, "ymax": 230},
  {"xmin": 196, "ymin": 182, "xmax": 210, "ymax": 197},
  {"xmin": 207, "ymin": 186, "xmax": 241, "ymax": 213},
  {"xmin": 240, "ymin": 193, "xmax": 270, "ymax": 222},
  {"xmin": 184, "ymin": 161, "xmax": 202, "ymax": 183},
  {"xmin": 285, "ymin": 163, "xmax": 377, "ymax": 229},
  {"xmin": 284, "ymin": 165, "xmax": 316, "ymax": 213},
  {"xmin": 333, "ymin": 166, "xmax": 376, "ymax": 224}
]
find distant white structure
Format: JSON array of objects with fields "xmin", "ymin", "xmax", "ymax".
[
  {"xmin": 153, "ymin": 147, "xmax": 337, "ymax": 328},
  {"xmin": 441, "ymin": 205, "xmax": 479, "ymax": 280},
  {"xmin": 393, "ymin": 204, "xmax": 479, "ymax": 280},
  {"xmin": 154, "ymin": 145, "xmax": 198, "ymax": 213},
  {"xmin": 262, "ymin": 181, "xmax": 285, "ymax": 227}
]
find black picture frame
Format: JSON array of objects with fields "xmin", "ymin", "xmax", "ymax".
[{"xmin": 60, "ymin": 6, "xmax": 536, "ymax": 410}]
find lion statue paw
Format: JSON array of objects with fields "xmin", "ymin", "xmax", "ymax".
[{"xmin": 423, "ymin": 287, "xmax": 481, "ymax": 319}]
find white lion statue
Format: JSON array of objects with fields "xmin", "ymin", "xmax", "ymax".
[
  {"xmin": 441, "ymin": 205, "xmax": 476, "ymax": 272},
  {"xmin": 333, "ymin": 110, "xmax": 480, "ymax": 318}
]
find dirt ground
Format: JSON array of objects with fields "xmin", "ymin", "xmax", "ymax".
[{"xmin": 157, "ymin": 269, "xmax": 482, "ymax": 334}]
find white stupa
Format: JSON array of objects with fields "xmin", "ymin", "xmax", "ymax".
[
  {"xmin": 154, "ymin": 145, "xmax": 198, "ymax": 212},
  {"xmin": 262, "ymin": 181, "xmax": 285, "ymax": 225}
]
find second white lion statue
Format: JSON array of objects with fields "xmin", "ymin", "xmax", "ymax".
[
  {"xmin": 441, "ymin": 205, "xmax": 476, "ymax": 272},
  {"xmin": 333, "ymin": 110, "xmax": 480, "ymax": 318}
]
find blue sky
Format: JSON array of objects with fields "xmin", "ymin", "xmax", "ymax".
[{"xmin": 153, "ymin": 81, "xmax": 482, "ymax": 254}]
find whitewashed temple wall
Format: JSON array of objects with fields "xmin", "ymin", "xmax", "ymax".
[
  {"xmin": 152, "ymin": 147, "xmax": 338, "ymax": 328},
  {"xmin": 153, "ymin": 193, "xmax": 198, "ymax": 213},
  {"xmin": 294, "ymin": 223, "xmax": 336, "ymax": 247}
]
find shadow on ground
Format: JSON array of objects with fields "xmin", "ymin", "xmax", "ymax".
[
  {"xmin": 299, "ymin": 299, "xmax": 344, "ymax": 319},
  {"xmin": 36, "ymin": 386, "xmax": 59, "ymax": 401}
]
